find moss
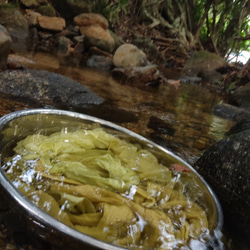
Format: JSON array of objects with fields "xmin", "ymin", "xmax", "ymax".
[
  {"xmin": 36, "ymin": 5, "xmax": 56, "ymax": 17},
  {"xmin": 0, "ymin": 3, "xmax": 19, "ymax": 9}
]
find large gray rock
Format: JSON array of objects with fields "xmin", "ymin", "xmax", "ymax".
[
  {"xmin": 0, "ymin": 5, "xmax": 30, "ymax": 52},
  {"xmin": 194, "ymin": 119, "xmax": 250, "ymax": 238},
  {"xmin": 0, "ymin": 69, "xmax": 104, "ymax": 107},
  {"xmin": 0, "ymin": 25, "xmax": 11, "ymax": 70}
]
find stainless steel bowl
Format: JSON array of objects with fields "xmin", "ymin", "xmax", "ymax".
[{"xmin": 0, "ymin": 109, "xmax": 223, "ymax": 249}]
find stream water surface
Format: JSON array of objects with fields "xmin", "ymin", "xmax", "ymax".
[
  {"xmin": 4, "ymin": 51, "xmax": 235, "ymax": 163},
  {"xmin": 0, "ymin": 51, "xmax": 241, "ymax": 249}
]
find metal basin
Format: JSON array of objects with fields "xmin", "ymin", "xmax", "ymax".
[{"xmin": 0, "ymin": 109, "xmax": 223, "ymax": 249}]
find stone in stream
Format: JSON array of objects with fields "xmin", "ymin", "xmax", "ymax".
[
  {"xmin": 194, "ymin": 118, "xmax": 250, "ymax": 240},
  {"xmin": 0, "ymin": 69, "xmax": 104, "ymax": 107}
]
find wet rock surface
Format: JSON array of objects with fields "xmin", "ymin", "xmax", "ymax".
[
  {"xmin": 0, "ymin": 25, "xmax": 11, "ymax": 70},
  {"xmin": 231, "ymin": 82, "xmax": 250, "ymax": 109},
  {"xmin": 194, "ymin": 118, "xmax": 250, "ymax": 241},
  {"xmin": 0, "ymin": 69, "xmax": 104, "ymax": 107}
]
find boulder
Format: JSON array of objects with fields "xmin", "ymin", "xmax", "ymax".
[
  {"xmin": 231, "ymin": 82, "xmax": 250, "ymax": 110},
  {"xmin": 79, "ymin": 24, "xmax": 115, "ymax": 53},
  {"xmin": 113, "ymin": 44, "xmax": 147, "ymax": 68},
  {"xmin": 74, "ymin": 13, "xmax": 109, "ymax": 30},
  {"xmin": 0, "ymin": 6, "xmax": 30, "ymax": 51},
  {"xmin": 0, "ymin": 25, "xmax": 12, "ymax": 70},
  {"xmin": 38, "ymin": 16, "xmax": 66, "ymax": 32},
  {"xmin": 182, "ymin": 50, "xmax": 226, "ymax": 84},
  {"xmin": 25, "ymin": 10, "xmax": 42, "ymax": 26},
  {"xmin": 36, "ymin": 4, "xmax": 57, "ymax": 17},
  {"xmin": 112, "ymin": 65, "xmax": 164, "ymax": 86},
  {"xmin": 194, "ymin": 119, "xmax": 250, "ymax": 238},
  {"xmin": 0, "ymin": 69, "xmax": 104, "ymax": 107}
]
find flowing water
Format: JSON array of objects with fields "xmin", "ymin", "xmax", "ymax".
[{"xmin": 0, "ymin": 51, "xmax": 242, "ymax": 249}]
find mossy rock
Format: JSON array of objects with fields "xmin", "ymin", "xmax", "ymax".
[
  {"xmin": 0, "ymin": 5, "xmax": 30, "ymax": 51},
  {"xmin": 194, "ymin": 119, "xmax": 250, "ymax": 239},
  {"xmin": 36, "ymin": 4, "xmax": 56, "ymax": 17},
  {"xmin": 182, "ymin": 50, "xmax": 226, "ymax": 76}
]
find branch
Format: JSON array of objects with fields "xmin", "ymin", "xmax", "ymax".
[
  {"xmin": 140, "ymin": 0, "xmax": 173, "ymax": 29},
  {"xmin": 234, "ymin": 35, "xmax": 250, "ymax": 41},
  {"xmin": 193, "ymin": 0, "xmax": 213, "ymax": 40}
]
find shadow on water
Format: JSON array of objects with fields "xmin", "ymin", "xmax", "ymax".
[{"xmin": 2, "ymin": 51, "xmax": 243, "ymax": 249}]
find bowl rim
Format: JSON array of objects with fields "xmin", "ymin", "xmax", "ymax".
[{"xmin": 0, "ymin": 108, "xmax": 223, "ymax": 249}]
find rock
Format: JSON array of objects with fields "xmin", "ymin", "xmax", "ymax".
[
  {"xmin": 180, "ymin": 76, "xmax": 202, "ymax": 84},
  {"xmin": 73, "ymin": 35, "xmax": 84, "ymax": 43},
  {"xmin": 231, "ymin": 82, "xmax": 250, "ymax": 110},
  {"xmin": 182, "ymin": 50, "xmax": 226, "ymax": 84},
  {"xmin": 0, "ymin": 6, "xmax": 30, "ymax": 51},
  {"xmin": 212, "ymin": 102, "xmax": 250, "ymax": 121},
  {"xmin": 36, "ymin": 4, "xmax": 57, "ymax": 17},
  {"xmin": 86, "ymin": 55, "xmax": 113, "ymax": 71},
  {"xmin": 109, "ymin": 30, "xmax": 124, "ymax": 51},
  {"xmin": 112, "ymin": 65, "xmax": 164, "ymax": 86},
  {"xmin": 74, "ymin": 13, "xmax": 109, "ymax": 30},
  {"xmin": 79, "ymin": 24, "xmax": 115, "ymax": 53},
  {"xmin": 194, "ymin": 119, "xmax": 250, "ymax": 238},
  {"xmin": 55, "ymin": 36, "xmax": 73, "ymax": 54},
  {"xmin": 0, "ymin": 69, "xmax": 104, "ymax": 107},
  {"xmin": 25, "ymin": 10, "xmax": 42, "ymax": 26},
  {"xmin": 198, "ymin": 69, "xmax": 224, "ymax": 84},
  {"xmin": 0, "ymin": 25, "xmax": 12, "ymax": 70},
  {"xmin": 113, "ymin": 44, "xmax": 147, "ymax": 68},
  {"xmin": 20, "ymin": 0, "xmax": 39, "ymax": 8},
  {"xmin": 147, "ymin": 116, "xmax": 175, "ymax": 136},
  {"xmin": 38, "ymin": 16, "xmax": 66, "ymax": 32}
]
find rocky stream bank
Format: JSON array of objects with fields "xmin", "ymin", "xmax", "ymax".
[{"xmin": 0, "ymin": 1, "xmax": 250, "ymax": 249}]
